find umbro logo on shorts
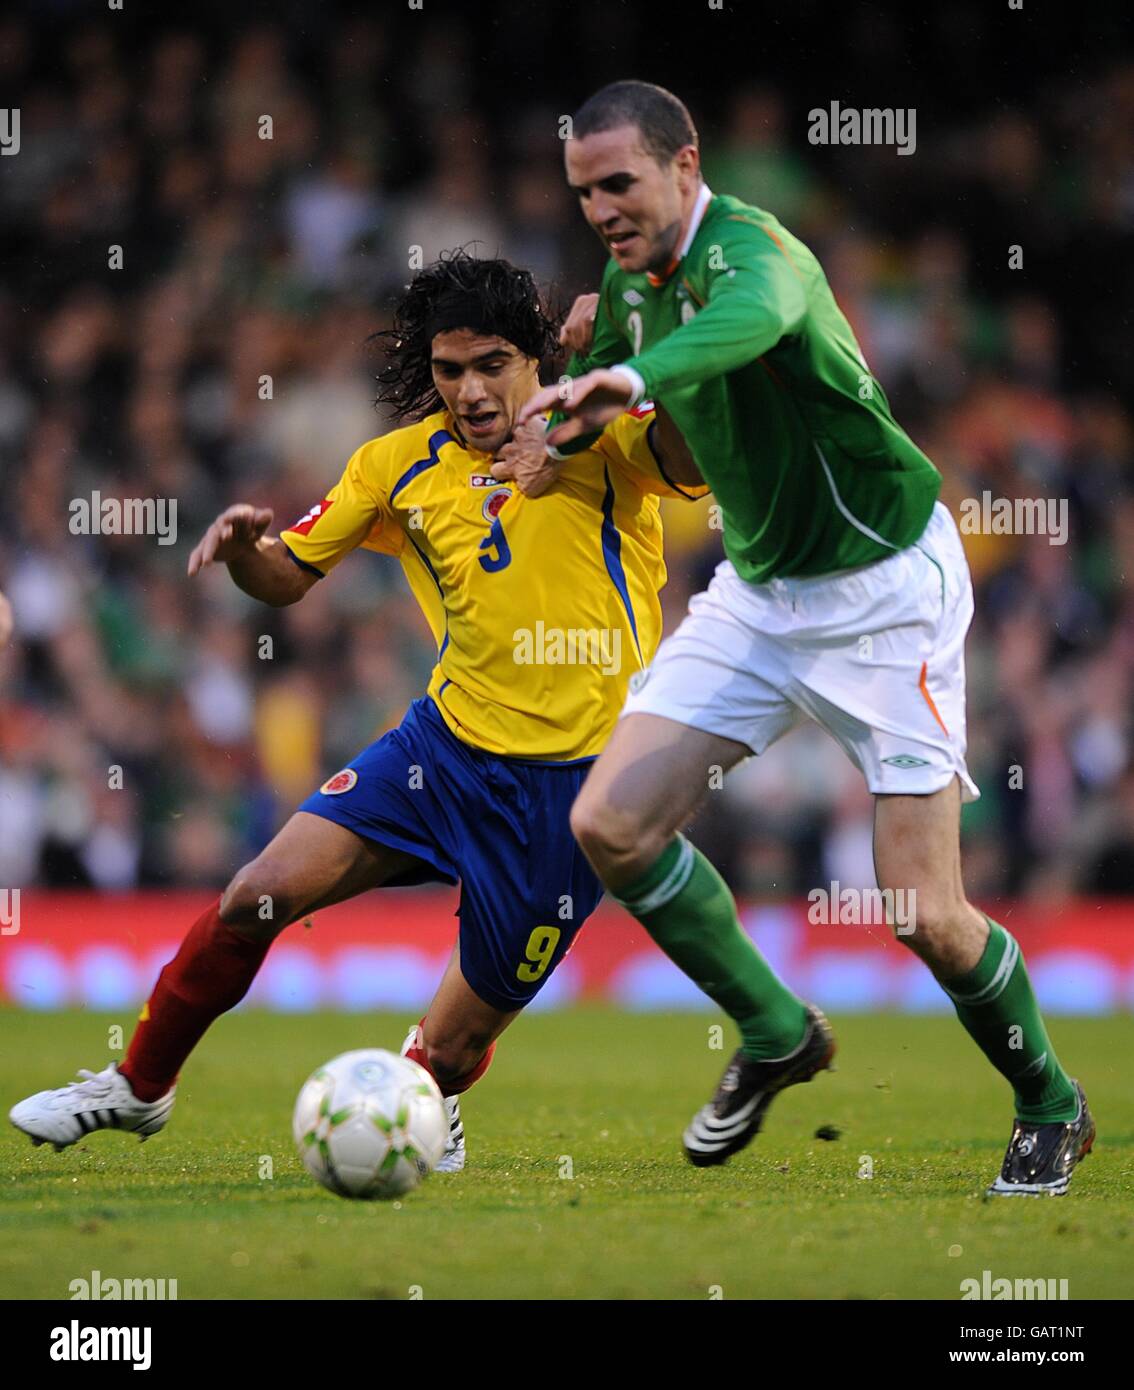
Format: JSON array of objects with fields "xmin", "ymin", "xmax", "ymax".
[
  {"xmin": 629, "ymin": 669, "xmax": 649, "ymax": 694},
  {"xmin": 881, "ymin": 754, "xmax": 931, "ymax": 768}
]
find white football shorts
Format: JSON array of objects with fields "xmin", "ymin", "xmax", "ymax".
[{"xmin": 623, "ymin": 502, "xmax": 980, "ymax": 801}]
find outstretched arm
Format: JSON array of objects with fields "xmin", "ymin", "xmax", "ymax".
[{"xmin": 187, "ymin": 504, "xmax": 317, "ymax": 607}]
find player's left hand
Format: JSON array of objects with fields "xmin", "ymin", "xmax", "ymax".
[
  {"xmin": 0, "ymin": 590, "xmax": 12, "ymax": 649},
  {"xmin": 492, "ymin": 416, "xmax": 561, "ymax": 498},
  {"xmin": 518, "ymin": 370, "xmax": 635, "ymax": 448}
]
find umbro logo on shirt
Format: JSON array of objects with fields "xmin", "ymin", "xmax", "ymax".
[{"xmin": 622, "ymin": 290, "xmax": 644, "ymax": 305}]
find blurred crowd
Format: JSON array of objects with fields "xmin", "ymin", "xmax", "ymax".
[{"xmin": 1, "ymin": 9, "xmax": 1133, "ymax": 902}]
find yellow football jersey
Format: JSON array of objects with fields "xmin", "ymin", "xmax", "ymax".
[{"xmin": 280, "ymin": 406, "xmax": 704, "ymax": 761}]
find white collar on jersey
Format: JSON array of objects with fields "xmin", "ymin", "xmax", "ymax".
[
  {"xmin": 678, "ymin": 182, "xmax": 714, "ymax": 260},
  {"xmin": 646, "ymin": 183, "xmax": 714, "ymax": 288}
]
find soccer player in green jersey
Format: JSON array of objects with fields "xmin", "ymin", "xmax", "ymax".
[{"xmin": 520, "ymin": 80, "xmax": 1094, "ymax": 1196}]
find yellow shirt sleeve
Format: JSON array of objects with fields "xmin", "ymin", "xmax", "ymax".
[
  {"xmin": 279, "ymin": 437, "xmax": 403, "ymax": 576},
  {"xmin": 594, "ymin": 406, "xmax": 709, "ymax": 502}
]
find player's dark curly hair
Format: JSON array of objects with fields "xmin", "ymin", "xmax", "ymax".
[{"xmin": 372, "ymin": 248, "xmax": 562, "ymax": 422}]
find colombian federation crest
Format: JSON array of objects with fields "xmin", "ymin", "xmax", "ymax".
[
  {"xmin": 482, "ymin": 488, "xmax": 511, "ymax": 520},
  {"xmin": 320, "ymin": 768, "xmax": 358, "ymax": 795}
]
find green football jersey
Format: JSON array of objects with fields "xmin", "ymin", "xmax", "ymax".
[{"xmin": 559, "ymin": 190, "xmax": 941, "ymax": 583}]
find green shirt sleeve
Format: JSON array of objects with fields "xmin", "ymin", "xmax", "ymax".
[
  {"xmin": 547, "ymin": 263, "xmax": 629, "ymax": 457},
  {"xmin": 623, "ymin": 217, "xmax": 808, "ymax": 397}
]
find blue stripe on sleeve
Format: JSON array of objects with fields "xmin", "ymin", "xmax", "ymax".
[{"xmin": 283, "ymin": 544, "xmax": 325, "ymax": 578}]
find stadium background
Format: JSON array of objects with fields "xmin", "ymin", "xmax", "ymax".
[{"xmin": 1, "ymin": 1, "xmax": 1132, "ymax": 1014}]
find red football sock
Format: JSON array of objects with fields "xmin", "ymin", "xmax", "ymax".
[
  {"xmin": 120, "ymin": 899, "xmax": 271, "ymax": 1102},
  {"xmin": 404, "ymin": 1017, "xmax": 497, "ymax": 1098}
]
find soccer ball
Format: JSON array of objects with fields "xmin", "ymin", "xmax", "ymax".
[{"xmin": 292, "ymin": 1049, "xmax": 447, "ymax": 1200}]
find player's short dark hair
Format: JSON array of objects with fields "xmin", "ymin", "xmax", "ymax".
[
  {"xmin": 573, "ymin": 81, "xmax": 698, "ymax": 165},
  {"xmin": 372, "ymin": 249, "xmax": 561, "ymax": 422}
]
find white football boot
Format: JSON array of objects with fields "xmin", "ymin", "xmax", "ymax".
[
  {"xmin": 401, "ymin": 1025, "xmax": 465, "ymax": 1173},
  {"xmin": 435, "ymin": 1095, "xmax": 465, "ymax": 1173},
  {"xmin": 9, "ymin": 1062, "xmax": 175, "ymax": 1152}
]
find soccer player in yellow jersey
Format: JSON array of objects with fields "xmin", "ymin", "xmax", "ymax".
[{"xmin": 9, "ymin": 252, "xmax": 705, "ymax": 1172}]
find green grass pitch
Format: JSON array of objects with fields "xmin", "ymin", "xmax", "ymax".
[{"xmin": 2, "ymin": 1007, "xmax": 1130, "ymax": 1300}]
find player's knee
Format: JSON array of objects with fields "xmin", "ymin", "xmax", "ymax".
[
  {"xmin": 570, "ymin": 792, "xmax": 660, "ymax": 876},
  {"xmin": 219, "ymin": 863, "xmax": 295, "ymax": 941},
  {"xmin": 891, "ymin": 888, "xmax": 968, "ymax": 961}
]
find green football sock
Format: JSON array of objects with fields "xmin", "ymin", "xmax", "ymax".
[
  {"xmin": 613, "ymin": 835, "xmax": 809, "ymax": 1060},
  {"xmin": 941, "ymin": 917, "xmax": 1079, "ymax": 1124}
]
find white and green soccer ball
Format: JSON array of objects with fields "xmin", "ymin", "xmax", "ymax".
[{"xmin": 293, "ymin": 1049, "xmax": 447, "ymax": 1200}]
